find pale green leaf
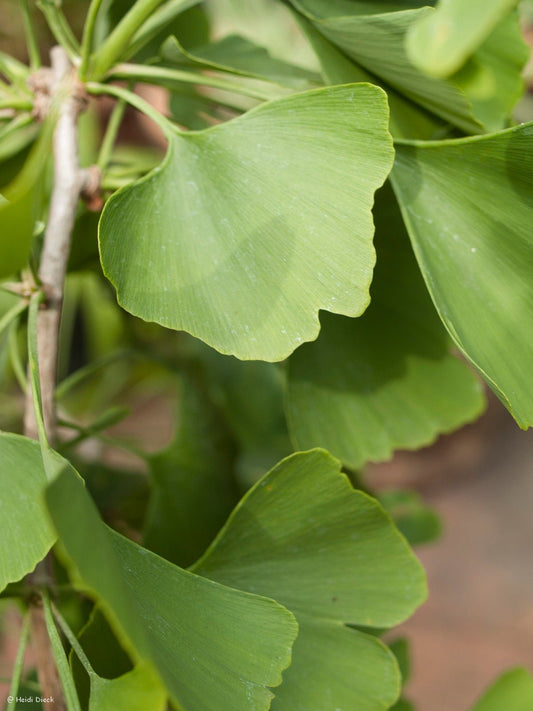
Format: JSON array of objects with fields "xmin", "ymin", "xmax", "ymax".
[
  {"xmin": 407, "ymin": 0, "xmax": 519, "ymax": 77},
  {"xmin": 99, "ymin": 84, "xmax": 394, "ymax": 361},
  {"xmin": 0, "ymin": 433, "xmax": 57, "ymax": 592},
  {"xmin": 391, "ymin": 123, "xmax": 533, "ymax": 427},
  {"xmin": 286, "ymin": 185, "xmax": 485, "ymax": 468},
  {"xmin": 45, "ymin": 464, "xmax": 298, "ymax": 711},
  {"xmin": 444, "ymin": 12, "xmax": 528, "ymax": 131},
  {"xmin": 472, "ymin": 668, "xmax": 533, "ymax": 711},
  {"xmin": 194, "ymin": 449, "xmax": 427, "ymax": 711}
]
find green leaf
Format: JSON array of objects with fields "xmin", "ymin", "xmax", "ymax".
[
  {"xmin": 291, "ymin": 10, "xmax": 446, "ymax": 140},
  {"xmin": 391, "ymin": 123, "xmax": 533, "ymax": 428},
  {"xmin": 143, "ymin": 373, "xmax": 240, "ymax": 567},
  {"xmin": 45, "ymin": 463, "xmax": 298, "ymax": 711},
  {"xmin": 71, "ymin": 607, "xmax": 134, "ymax": 710},
  {"xmin": 99, "ymin": 84, "xmax": 394, "ymax": 361},
  {"xmin": 379, "ymin": 490, "xmax": 441, "ymax": 546},
  {"xmin": 287, "ymin": 0, "xmax": 482, "ymax": 133},
  {"xmin": 183, "ymin": 338, "xmax": 292, "ymax": 485},
  {"xmin": 161, "ymin": 33, "xmax": 320, "ymax": 88},
  {"xmin": 286, "ymin": 184, "xmax": 485, "ymax": 469},
  {"xmin": 0, "ymin": 433, "xmax": 57, "ymax": 592},
  {"xmin": 194, "ymin": 449, "xmax": 427, "ymax": 711},
  {"xmin": 0, "ymin": 120, "xmax": 51, "ymax": 278},
  {"xmin": 446, "ymin": 12, "xmax": 528, "ymax": 131},
  {"xmin": 407, "ymin": 0, "xmax": 519, "ymax": 77},
  {"xmin": 472, "ymin": 668, "xmax": 533, "ymax": 711},
  {"xmin": 89, "ymin": 663, "xmax": 166, "ymax": 711}
]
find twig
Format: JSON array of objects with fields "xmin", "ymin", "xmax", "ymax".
[
  {"xmin": 23, "ymin": 46, "xmax": 88, "ymax": 711},
  {"xmin": 24, "ymin": 46, "xmax": 87, "ymax": 441}
]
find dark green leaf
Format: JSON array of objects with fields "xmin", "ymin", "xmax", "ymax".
[
  {"xmin": 161, "ymin": 33, "xmax": 320, "ymax": 88},
  {"xmin": 143, "ymin": 373, "xmax": 239, "ymax": 567},
  {"xmin": 286, "ymin": 184, "xmax": 485, "ymax": 468}
]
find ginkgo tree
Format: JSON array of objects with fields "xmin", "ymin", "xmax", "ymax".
[{"xmin": 0, "ymin": 0, "xmax": 532, "ymax": 709}]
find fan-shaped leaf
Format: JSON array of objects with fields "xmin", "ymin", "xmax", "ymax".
[
  {"xmin": 45, "ymin": 464, "xmax": 298, "ymax": 711},
  {"xmin": 286, "ymin": 185, "xmax": 485, "ymax": 468},
  {"xmin": 194, "ymin": 449, "xmax": 427, "ymax": 711},
  {"xmin": 99, "ymin": 84, "xmax": 394, "ymax": 361},
  {"xmin": 391, "ymin": 123, "xmax": 533, "ymax": 427}
]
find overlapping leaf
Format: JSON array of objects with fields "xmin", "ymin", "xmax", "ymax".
[
  {"xmin": 391, "ymin": 123, "xmax": 533, "ymax": 427},
  {"xmin": 291, "ymin": 11, "xmax": 446, "ymax": 140},
  {"xmin": 451, "ymin": 13, "xmax": 528, "ymax": 131},
  {"xmin": 89, "ymin": 663, "xmax": 166, "ymax": 711},
  {"xmin": 472, "ymin": 668, "xmax": 533, "ymax": 711},
  {"xmin": 287, "ymin": 0, "xmax": 481, "ymax": 133},
  {"xmin": 193, "ymin": 449, "xmax": 427, "ymax": 711},
  {"xmin": 45, "ymin": 464, "xmax": 298, "ymax": 711},
  {"xmin": 286, "ymin": 185, "xmax": 485, "ymax": 468},
  {"xmin": 288, "ymin": 0, "xmax": 526, "ymax": 133},
  {"xmin": 161, "ymin": 33, "xmax": 320, "ymax": 88},
  {"xmin": 143, "ymin": 373, "xmax": 240, "ymax": 567},
  {"xmin": 407, "ymin": 0, "xmax": 520, "ymax": 77},
  {"xmin": 0, "ymin": 433, "xmax": 57, "ymax": 592},
  {"xmin": 99, "ymin": 84, "xmax": 394, "ymax": 360}
]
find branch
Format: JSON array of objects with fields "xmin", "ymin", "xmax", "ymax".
[
  {"xmin": 23, "ymin": 46, "xmax": 88, "ymax": 711},
  {"xmin": 24, "ymin": 46, "xmax": 87, "ymax": 441}
]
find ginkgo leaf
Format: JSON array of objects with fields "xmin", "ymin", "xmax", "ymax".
[
  {"xmin": 291, "ymin": 10, "xmax": 446, "ymax": 140},
  {"xmin": 288, "ymin": 0, "xmax": 527, "ymax": 134},
  {"xmin": 143, "ymin": 373, "xmax": 240, "ymax": 567},
  {"xmin": 45, "ymin": 463, "xmax": 298, "ymax": 711},
  {"xmin": 407, "ymin": 0, "xmax": 519, "ymax": 77},
  {"xmin": 0, "ymin": 433, "xmax": 57, "ymax": 592},
  {"xmin": 287, "ymin": 0, "xmax": 482, "ymax": 133},
  {"xmin": 391, "ymin": 123, "xmax": 533, "ymax": 428},
  {"xmin": 161, "ymin": 33, "xmax": 320, "ymax": 88},
  {"xmin": 193, "ymin": 449, "xmax": 427, "ymax": 711},
  {"xmin": 99, "ymin": 83, "xmax": 394, "ymax": 361},
  {"xmin": 286, "ymin": 184, "xmax": 485, "ymax": 468},
  {"xmin": 472, "ymin": 668, "xmax": 533, "ymax": 711}
]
